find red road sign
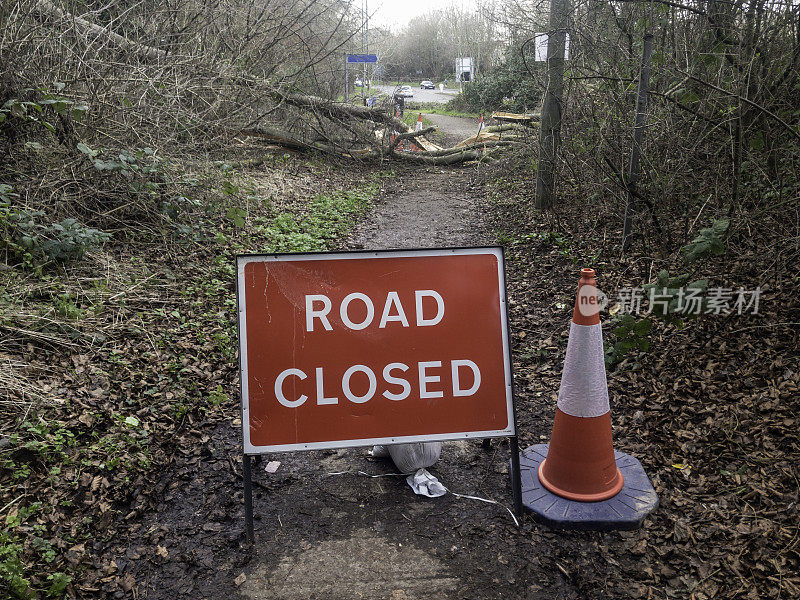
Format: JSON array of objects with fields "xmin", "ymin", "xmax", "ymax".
[{"xmin": 236, "ymin": 248, "xmax": 515, "ymax": 453}]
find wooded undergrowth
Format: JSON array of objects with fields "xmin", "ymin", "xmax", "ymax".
[
  {"xmin": 0, "ymin": 1, "xmax": 393, "ymax": 595},
  {"xmin": 462, "ymin": 0, "xmax": 798, "ymax": 256},
  {"xmin": 1, "ymin": 0, "xmax": 799, "ymax": 597},
  {"xmin": 480, "ymin": 2, "xmax": 799, "ymax": 597}
]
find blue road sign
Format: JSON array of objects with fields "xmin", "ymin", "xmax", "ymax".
[{"xmin": 347, "ymin": 54, "xmax": 378, "ymax": 63}]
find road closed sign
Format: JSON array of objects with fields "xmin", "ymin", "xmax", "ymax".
[{"xmin": 236, "ymin": 248, "xmax": 515, "ymax": 453}]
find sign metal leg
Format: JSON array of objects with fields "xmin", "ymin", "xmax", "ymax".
[
  {"xmin": 243, "ymin": 453, "xmax": 254, "ymax": 543},
  {"xmin": 509, "ymin": 435, "xmax": 524, "ymax": 520}
]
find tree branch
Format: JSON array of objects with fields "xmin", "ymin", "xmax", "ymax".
[
  {"xmin": 274, "ymin": 91, "xmax": 407, "ymax": 131},
  {"xmin": 35, "ymin": 0, "xmax": 166, "ymax": 61},
  {"xmin": 389, "ymin": 126, "xmax": 437, "ymax": 151},
  {"xmin": 679, "ymin": 70, "xmax": 800, "ymax": 142}
]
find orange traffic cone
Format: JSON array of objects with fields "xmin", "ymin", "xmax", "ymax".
[
  {"xmin": 415, "ymin": 113, "xmax": 423, "ymax": 132},
  {"xmin": 538, "ymin": 268, "xmax": 624, "ymax": 501}
]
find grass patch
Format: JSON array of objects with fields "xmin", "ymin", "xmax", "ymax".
[
  {"xmin": 405, "ymin": 102, "xmax": 479, "ymax": 119},
  {"xmin": 400, "ymin": 112, "xmax": 435, "ymax": 130}
]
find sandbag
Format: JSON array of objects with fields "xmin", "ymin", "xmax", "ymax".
[
  {"xmin": 370, "ymin": 445, "xmax": 390, "ymax": 458},
  {"xmin": 387, "ymin": 442, "xmax": 441, "ymax": 474}
]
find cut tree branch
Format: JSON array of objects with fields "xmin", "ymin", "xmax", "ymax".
[
  {"xmin": 389, "ymin": 127, "xmax": 437, "ymax": 151},
  {"xmin": 274, "ymin": 91, "xmax": 408, "ymax": 131}
]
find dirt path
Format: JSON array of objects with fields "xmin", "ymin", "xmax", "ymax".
[
  {"xmin": 234, "ymin": 165, "xmax": 511, "ymax": 600},
  {"xmin": 118, "ymin": 153, "xmax": 550, "ymax": 599},
  {"xmin": 349, "ymin": 167, "xmax": 488, "ymax": 249},
  {"xmin": 422, "ymin": 113, "xmax": 482, "ymax": 147},
  {"xmin": 116, "ymin": 118, "xmax": 625, "ymax": 600}
]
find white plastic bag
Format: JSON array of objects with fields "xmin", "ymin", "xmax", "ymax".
[{"xmin": 406, "ymin": 468, "xmax": 447, "ymax": 497}]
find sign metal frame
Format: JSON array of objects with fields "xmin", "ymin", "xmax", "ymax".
[
  {"xmin": 344, "ymin": 54, "xmax": 377, "ymax": 101},
  {"xmin": 235, "ymin": 247, "xmax": 523, "ymax": 541}
]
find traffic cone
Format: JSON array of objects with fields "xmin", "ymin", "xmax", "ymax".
[
  {"xmin": 415, "ymin": 113, "xmax": 423, "ymax": 132},
  {"xmin": 537, "ymin": 268, "xmax": 624, "ymax": 501}
]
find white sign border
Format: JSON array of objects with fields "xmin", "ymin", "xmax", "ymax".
[{"xmin": 236, "ymin": 247, "xmax": 516, "ymax": 455}]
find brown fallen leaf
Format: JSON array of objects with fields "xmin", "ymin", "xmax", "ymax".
[{"xmin": 120, "ymin": 573, "xmax": 136, "ymax": 592}]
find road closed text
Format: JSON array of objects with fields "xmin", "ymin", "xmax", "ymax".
[
  {"xmin": 271, "ymin": 290, "xmax": 481, "ymax": 407},
  {"xmin": 274, "ymin": 359, "xmax": 481, "ymax": 407},
  {"xmin": 305, "ymin": 290, "xmax": 444, "ymax": 331}
]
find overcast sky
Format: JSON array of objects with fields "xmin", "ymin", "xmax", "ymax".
[{"xmin": 367, "ymin": 0, "xmax": 480, "ymax": 31}]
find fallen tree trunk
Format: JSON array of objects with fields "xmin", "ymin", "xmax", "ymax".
[
  {"xmin": 414, "ymin": 139, "xmax": 519, "ymax": 158},
  {"xmin": 491, "ymin": 111, "xmax": 541, "ymax": 126},
  {"xmin": 239, "ymin": 126, "xmax": 373, "ymax": 157},
  {"xmin": 31, "ymin": 2, "xmax": 522, "ymax": 161},
  {"xmin": 35, "ymin": 0, "xmax": 167, "ymax": 61},
  {"xmin": 392, "ymin": 149, "xmax": 483, "ymax": 165},
  {"xmin": 274, "ymin": 92, "xmax": 408, "ymax": 131},
  {"xmin": 389, "ymin": 126, "xmax": 437, "ymax": 151},
  {"xmin": 237, "ymin": 97, "xmax": 524, "ymax": 165},
  {"xmin": 393, "ymin": 148, "xmax": 505, "ymax": 165},
  {"xmin": 238, "ymin": 124, "xmax": 521, "ymax": 164},
  {"xmin": 239, "ymin": 127, "xmax": 316, "ymax": 153},
  {"xmin": 484, "ymin": 124, "xmax": 519, "ymax": 133}
]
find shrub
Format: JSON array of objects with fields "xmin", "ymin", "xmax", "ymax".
[
  {"xmin": 446, "ymin": 44, "xmax": 544, "ymax": 113},
  {"xmin": 682, "ymin": 218, "xmax": 729, "ymax": 263},
  {"xmin": 2, "ymin": 203, "xmax": 111, "ymax": 267}
]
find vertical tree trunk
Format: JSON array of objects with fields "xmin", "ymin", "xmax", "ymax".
[
  {"xmin": 534, "ymin": 0, "xmax": 570, "ymax": 210},
  {"xmin": 621, "ymin": 33, "xmax": 653, "ymax": 252}
]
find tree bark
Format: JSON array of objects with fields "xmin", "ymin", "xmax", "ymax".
[
  {"xmin": 535, "ymin": 0, "xmax": 570, "ymax": 210},
  {"xmin": 389, "ymin": 127, "xmax": 437, "ymax": 151},
  {"xmin": 240, "ymin": 126, "xmax": 512, "ymax": 165},
  {"xmin": 275, "ymin": 92, "xmax": 408, "ymax": 131},
  {"xmin": 622, "ymin": 33, "xmax": 654, "ymax": 252}
]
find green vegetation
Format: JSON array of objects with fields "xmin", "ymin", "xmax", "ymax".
[
  {"xmin": 1, "ymin": 86, "xmax": 88, "ymax": 135},
  {"xmin": 406, "ymin": 103, "xmax": 480, "ymax": 120},
  {"xmin": 2, "ymin": 209, "xmax": 111, "ymax": 269},
  {"xmin": 2, "ymin": 503, "xmax": 71, "ymax": 598},
  {"xmin": 681, "ymin": 219, "xmax": 729, "ymax": 264},
  {"xmin": 602, "ymin": 268, "xmax": 711, "ymax": 365},
  {"xmin": 249, "ymin": 185, "xmax": 378, "ymax": 252},
  {"xmin": 445, "ymin": 46, "xmax": 543, "ymax": 114},
  {"xmin": 1, "ymin": 136, "xmax": 387, "ymax": 593},
  {"xmin": 603, "ymin": 219, "xmax": 728, "ymax": 365}
]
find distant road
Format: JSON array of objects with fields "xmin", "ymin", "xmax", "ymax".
[{"xmin": 362, "ymin": 84, "xmax": 460, "ymax": 105}]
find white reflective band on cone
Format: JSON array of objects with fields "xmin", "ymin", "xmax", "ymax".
[{"xmin": 557, "ymin": 322, "xmax": 610, "ymax": 418}]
